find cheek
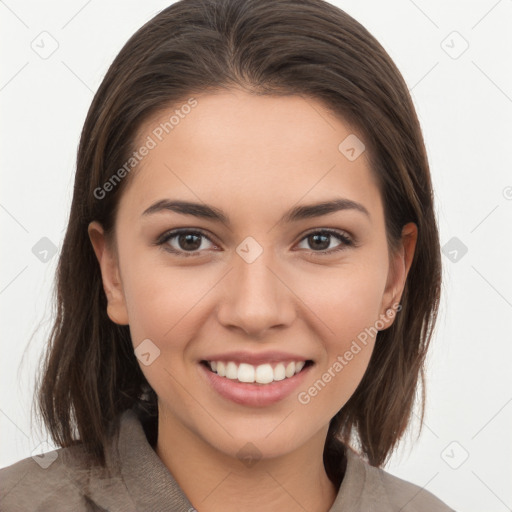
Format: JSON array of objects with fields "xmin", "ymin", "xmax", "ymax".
[
  {"xmin": 120, "ymin": 264, "xmax": 213, "ymax": 402},
  {"xmin": 121, "ymin": 255, "xmax": 215, "ymax": 349},
  {"xmin": 292, "ymin": 263, "xmax": 386, "ymax": 410},
  {"xmin": 296, "ymin": 259, "xmax": 387, "ymax": 340}
]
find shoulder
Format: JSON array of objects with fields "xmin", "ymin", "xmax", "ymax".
[
  {"xmin": 341, "ymin": 448, "xmax": 456, "ymax": 511},
  {"xmin": 0, "ymin": 408, "xmax": 160, "ymax": 512},
  {"xmin": 375, "ymin": 465, "xmax": 455, "ymax": 511},
  {"xmin": 0, "ymin": 444, "xmax": 112, "ymax": 511}
]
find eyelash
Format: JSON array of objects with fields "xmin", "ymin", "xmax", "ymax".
[{"xmin": 155, "ymin": 228, "xmax": 355, "ymax": 258}]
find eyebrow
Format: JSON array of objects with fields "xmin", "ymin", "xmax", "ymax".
[{"xmin": 141, "ymin": 198, "xmax": 370, "ymax": 224}]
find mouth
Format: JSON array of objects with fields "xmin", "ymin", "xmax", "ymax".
[
  {"xmin": 200, "ymin": 359, "xmax": 315, "ymax": 385},
  {"xmin": 198, "ymin": 358, "xmax": 315, "ymax": 407}
]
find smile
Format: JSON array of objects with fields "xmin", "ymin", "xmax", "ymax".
[
  {"xmin": 202, "ymin": 360, "xmax": 313, "ymax": 384},
  {"xmin": 198, "ymin": 359, "xmax": 315, "ymax": 407}
]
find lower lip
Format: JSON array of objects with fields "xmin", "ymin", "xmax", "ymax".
[{"xmin": 198, "ymin": 362, "xmax": 313, "ymax": 407}]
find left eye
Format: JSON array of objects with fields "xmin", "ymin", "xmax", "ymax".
[
  {"xmin": 156, "ymin": 228, "xmax": 353, "ymax": 257},
  {"xmin": 296, "ymin": 230, "xmax": 353, "ymax": 254}
]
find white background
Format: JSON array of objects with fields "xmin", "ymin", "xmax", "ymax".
[{"xmin": 1, "ymin": 1, "xmax": 511, "ymax": 510}]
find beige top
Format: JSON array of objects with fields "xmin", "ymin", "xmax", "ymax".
[{"xmin": 0, "ymin": 409, "xmax": 455, "ymax": 511}]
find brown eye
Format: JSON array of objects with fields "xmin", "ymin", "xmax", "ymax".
[
  {"xmin": 296, "ymin": 230, "xmax": 353, "ymax": 254},
  {"xmin": 156, "ymin": 229, "xmax": 216, "ymax": 257},
  {"xmin": 176, "ymin": 233, "xmax": 202, "ymax": 251}
]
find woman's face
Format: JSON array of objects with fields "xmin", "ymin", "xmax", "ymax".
[{"xmin": 89, "ymin": 89, "xmax": 416, "ymax": 461}]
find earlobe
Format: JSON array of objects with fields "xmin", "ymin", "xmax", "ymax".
[
  {"xmin": 87, "ymin": 221, "xmax": 129, "ymax": 325},
  {"xmin": 378, "ymin": 222, "xmax": 418, "ymax": 330}
]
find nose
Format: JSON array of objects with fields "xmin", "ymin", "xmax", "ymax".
[{"xmin": 216, "ymin": 248, "xmax": 295, "ymax": 338}]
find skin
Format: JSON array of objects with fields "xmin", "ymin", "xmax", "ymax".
[{"xmin": 89, "ymin": 89, "xmax": 417, "ymax": 512}]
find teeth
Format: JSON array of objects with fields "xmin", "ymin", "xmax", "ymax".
[
  {"xmin": 255, "ymin": 364, "xmax": 273, "ymax": 384},
  {"xmin": 285, "ymin": 362, "xmax": 295, "ymax": 378},
  {"xmin": 206, "ymin": 360, "xmax": 309, "ymax": 384},
  {"xmin": 273, "ymin": 363, "xmax": 286, "ymax": 381},
  {"xmin": 295, "ymin": 361, "xmax": 305, "ymax": 373},
  {"xmin": 238, "ymin": 363, "xmax": 255, "ymax": 383},
  {"xmin": 225, "ymin": 361, "xmax": 238, "ymax": 379}
]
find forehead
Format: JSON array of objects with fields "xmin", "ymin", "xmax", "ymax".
[{"xmin": 119, "ymin": 90, "xmax": 382, "ymax": 224}]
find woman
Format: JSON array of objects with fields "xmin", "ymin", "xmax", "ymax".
[{"xmin": 0, "ymin": 0, "xmax": 454, "ymax": 510}]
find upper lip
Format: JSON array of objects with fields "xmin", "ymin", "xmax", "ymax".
[{"xmin": 200, "ymin": 350, "xmax": 313, "ymax": 366}]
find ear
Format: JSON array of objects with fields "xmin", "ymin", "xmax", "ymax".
[
  {"xmin": 378, "ymin": 222, "xmax": 417, "ymax": 330},
  {"xmin": 88, "ymin": 221, "xmax": 129, "ymax": 325}
]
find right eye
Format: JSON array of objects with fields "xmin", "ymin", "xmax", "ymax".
[{"xmin": 156, "ymin": 229, "xmax": 218, "ymax": 257}]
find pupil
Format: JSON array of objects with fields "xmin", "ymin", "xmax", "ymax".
[
  {"xmin": 180, "ymin": 233, "xmax": 201, "ymax": 251},
  {"xmin": 310, "ymin": 234, "xmax": 329, "ymax": 250}
]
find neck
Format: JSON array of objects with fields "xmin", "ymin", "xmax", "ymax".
[{"xmin": 155, "ymin": 412, "xmax": 338, "ymax": 512}]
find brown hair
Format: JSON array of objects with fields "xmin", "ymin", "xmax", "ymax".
[{"xmin": 35, "ymin": 0, "xmax": 441, "ymax": 483}]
